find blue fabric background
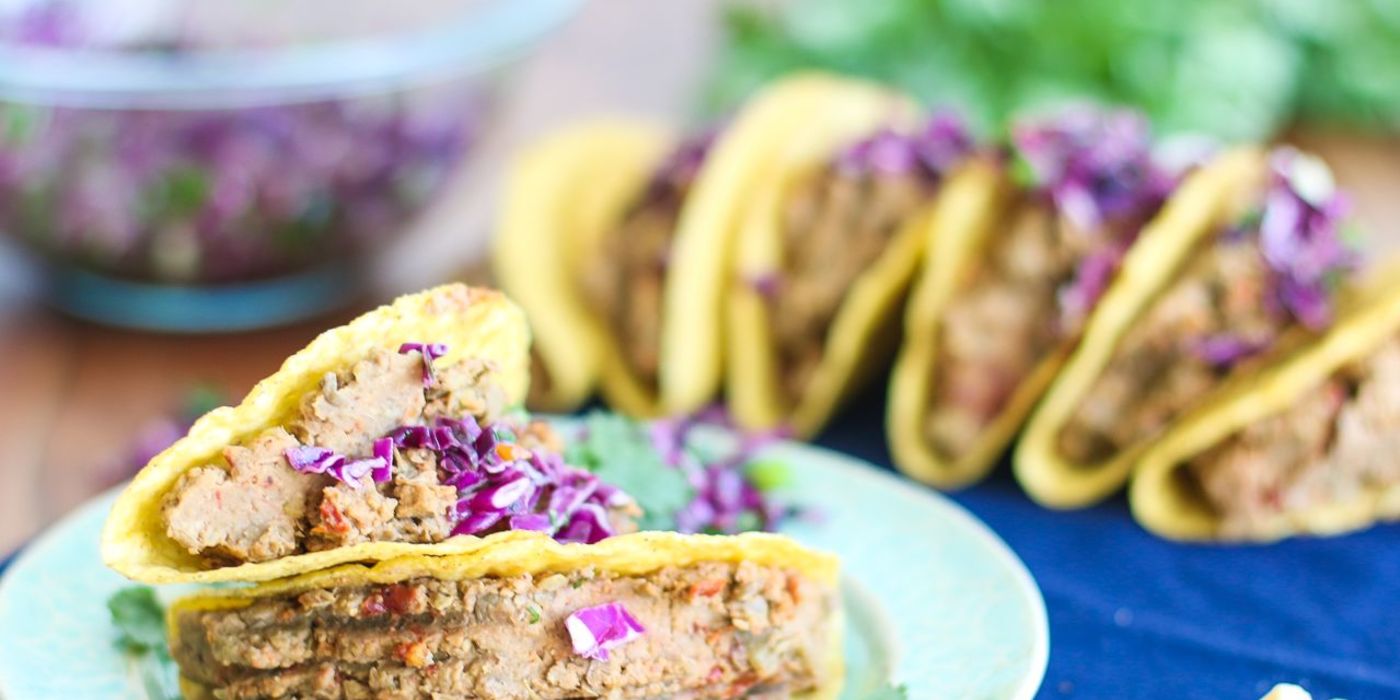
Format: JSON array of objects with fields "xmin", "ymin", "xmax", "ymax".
[
  {"xmin": 2, "ymin": 386, "xmax": 1395, "ymax": 700},
  {"xmin": 815, "ymin": 386, "xmax": 1400, "ymax": 700}
]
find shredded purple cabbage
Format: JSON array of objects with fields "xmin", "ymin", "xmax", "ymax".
[
  {"xmin": 649, "ymin": 410, "xmax": 794, "ymax": 535},
  {"xmin": 1013, "ymin": 107, "xmax": 1175, "ymax": 231},
  {"xmin": 285, "ymin": 444, "xmax": 392, "ymax": 488},
  {"xmin": 645, "ymin": 130, "xmax": 717, "ymax": 200},
  {"xmin": 397, "ymin": 342, "xmax": 448, "ymax": 386},
  {"xmin": 565, "ymin": 602, "xmax": 646, "ymax": 661},
  {"xmin": 1255, "ymin": 148, "xmax": 1358, "ymax": 331},
  {"xmin": 399, "ymin": 418, "xmax": 628, "ymax": 544},
  {"xmin": 0, "ymin": 5, "xmax": 480, "ymax": 285},
  {"xmin": 1056, "ymin": 243, "xmax": 1127, "ymax": 328},
  {"xmin": 835, "ymin": 112, "xmax": 974, "ymax": 180},
  {"xmin": 1012, "ymin": 106, "xmax": 1177, "ymax": 325},
  {"xmin": 745, "ymin": 271, "xmax": 782, "ymax": 299},
  {"xmin": 1190, "ymin": 334, "xmax": 1273, "ymax": 369},
  {"xmin": 288, "ymin": 414, "xmax": 631, "ymax": 542}
]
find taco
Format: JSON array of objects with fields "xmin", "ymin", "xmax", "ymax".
[
  {"xmin": 724, "ymin": 75, "xmax": 976, "ymax": 437},
  {"xmin": 493, "ymin": 120, "xmax": 671, "ymax": 412},
  {"xmin": 885, "ymin": 107, "xmax": 1215, "ymax": 489},
  {"xmin": 168, "ymin": 531, "xmax": 843, "ymax": 699},
  {"xmin": 102, "ymin": 285, "xmax": 642, "ymax": 584},
  {"xmin": 1016, "ymin": 147, "xmax": 1360, "ymax": 508},
  {"xmin": 572, "ymin": 72, "xmax": 886, "ymax": 418},
  {"xmin": 1130, "ymin": 262, "xmax": 1400, "ymax": 542}
]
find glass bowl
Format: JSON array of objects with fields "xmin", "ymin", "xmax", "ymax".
[{"xmin": 0, "ymin": 0, "xmax": 578, "ymax": 331}]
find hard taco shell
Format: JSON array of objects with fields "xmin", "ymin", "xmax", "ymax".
[
  {"xmin": 1013, "ymin": 146, "xmax": 1270, "ymax": 508},
  {"xmin": 1130, "ymin": 262, "xmax": 1400, "ymax": 542},
  {"xmin": 101, "ymin": 284, "xmax": 531, "ymax": 584},
  {"xmin": 493, "ymin": 120, "xmax": 672, "ymax": 412},
  {"xmin": 659, "ymin": 72, "xmax": 911, "ymax": 417},
  {"xmin": 169, "ymin": 531, "xmax": 843, "ymax": 699},
  {"xmin": 725, "ymin": 75, "xmax": 924, "ymax": 437}
]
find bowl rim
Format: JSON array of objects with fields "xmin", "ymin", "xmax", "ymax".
[{"xmin": 0, "ymin": 0, "xmax": 581, "ymax": 109}]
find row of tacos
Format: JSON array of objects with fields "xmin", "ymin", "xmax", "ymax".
[
  {"xmin": 495, "ymin": 71, "xmax": 1399, "ymax": 544},
  {"xmin": 101, "ymin": 285, "xmax": 844, "ymax": 698}
]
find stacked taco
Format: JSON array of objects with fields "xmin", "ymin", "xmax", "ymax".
[
  {"xmin": 101, "ymin": 284, "xmax": 844, "ymax": 698},
  {"xmin": 1016, "ymin": 147, "xmax": 1361, "ymax": 508}
]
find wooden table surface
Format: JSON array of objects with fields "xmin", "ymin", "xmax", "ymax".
[{"xmin": 1, "ymin": 1, "xmax": 1398, "ymax": 556}]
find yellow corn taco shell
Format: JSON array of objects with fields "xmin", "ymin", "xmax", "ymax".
[
  {"xmin": 493, "ymin": 120, "xmax": 672, "ymax": 412},
  {"xmin": 1130, "ymin": 263, "xmax": 1400, "ymax": 542},
  {"xmin": 169, "ymin": 531, "xmax": 844, "ymax": 699},
  {"xmin": 660, "ymin": 72, "xmax": 907, "ymax": 417},
  {"xmin": 1012, "ymin": 147, "xmax": 1271, "ymax": 508},
  {"xmin": 885, "ymin": 158, "xmax": 1029, "ymax": 489},
  {"xmin": 725, "ymin": 75, "xmax": 923, "ymax": 437},
  {"xmin": 101, "ymin": 284, "xmax": 531, "ymax": 584}
]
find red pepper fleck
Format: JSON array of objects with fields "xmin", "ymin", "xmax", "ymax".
[
  {"xmin": 786, "ymin": 576, "xmax": 802, "ymax": 603},
  {"xmin": 726, "ymin": 673, "xmax": 760, "ymax": 698},
  {"xmin": 689, "ymin": 579, "xmax": 726, "ymax": 600},
  {"xmin": 384, "ymin": 584, "xmax": 419, "ymax": 615},
  {"xmin": 319, "ymin": 499, "xmax": 350, "ymax": 535},
  {"xmin": 361, "ymin": 593, "xmax": 387, "ymax": 616},
  {"xmin": 706, "ymin": 665, "xmax": 725, "ymax": 683}
]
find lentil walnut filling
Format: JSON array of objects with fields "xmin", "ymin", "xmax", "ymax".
[
  {"xmin": 927, "ymin": 194, "xmax": 1121, "ymax": 460},
  {"xmin": 1055, "ymin": 150, "xmax": 1356, "ymax": 468},
  {"xmin": 918, "ymin": 108, "xmax": 1176, "ymax": 466},
  {"xmin": 767, "ymin": 160, "xmax": 942, "ymax": 407},
  {"xmin": 161, "ymin": 348, "xmax": 637, "ymax": 567},
  {"xmin": 172, "ymin": 561, "xmax": 837, "ymax": 700},
  {"xmin": 1187, "ymin": 338, "xmax": 1400, "ymax": 538},
  {"xmin": 580, "ymin": 135, "xmax": 711, "ymax": 396}
]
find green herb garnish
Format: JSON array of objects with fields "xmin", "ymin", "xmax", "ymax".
[
  {"xmin": 567, "ymin": 412, "xmax": 693, "ymax": 531},
  {"xmin": 527, "ymin": 605, "xmax": 542, "ymax": 624},
  {"xmin": 109, "ymin": 586, "xmax": 167, "ymax": 654},
  {"xmin": 108, "ymin": 586, "xmax": 179, "ymax": 700},
  {"xmin": 707, "ymin": 0, "xmax": 1400, "ymax": 141}
]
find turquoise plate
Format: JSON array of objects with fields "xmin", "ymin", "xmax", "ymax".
[{"xmin": 0, "ymin": 434, "xmax": 1047, "ymax": 699}]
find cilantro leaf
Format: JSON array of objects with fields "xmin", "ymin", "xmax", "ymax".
[
  {"xmin": 108, "ymin": 586, "xmax": 179, "ymax": 700},
  {"xmin": 109, "ymin": 586, "xmax": 168, "ymax": 656},
  {"xmin": 568, "ymin": 412, "xmax": 693, "ymax": 531},
  {"xmin": 706, "ymin": 0, "xmax": 1400, "ymax": 140}
]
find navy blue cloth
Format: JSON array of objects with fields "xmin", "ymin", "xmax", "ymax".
[{"xmin": 816, "ymin": 385, "xmax": 1400, "ymax": 700}]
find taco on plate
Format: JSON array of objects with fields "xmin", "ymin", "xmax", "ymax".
[
  {"xmin": 1131, "ymin": 262, "xmax": 1400, "ymax": 542},
  {"xmin": 724, "ymin": 75, "xmax": 977, "ymax": 438},
  {"xmin": 168, "ymin": 531, "xmax": 843, "ymax": 699},
  {"xmin": 102, "ymin": 285, "xmax": 640, "ymax": 584},
  {"xmin": 1016, "ymin": 147, "xmax": 1360, "ymax": 508}
]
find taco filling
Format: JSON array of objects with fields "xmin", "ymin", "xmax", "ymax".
[
  {"xmin": 1187, "ymin": 338, "xmax": 1400, "ymax": 537},
  {"xmin": 760, "ymin": 116, "xmax": 973, "ymax": 406},
  {"xmin": 580, "ymin": 133, "xmax": 714, "ymax": 393},
  {"xmin": 161, "ymin": 345, "xmax": 638, "ymax": 567},
  {"xmin": 173, "ymin": 560, "xmax": 835, "ymax": 700},
  {"xmin": 927, "ymin": 109, "xmax": 1175, "ymax": 460},
  {"xmin": 1058, "ymin": 148, "xmax": 1358, "ymax": 465}
]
